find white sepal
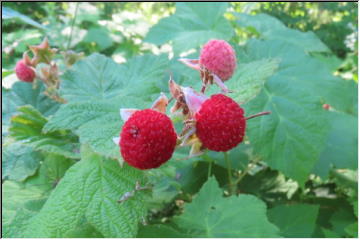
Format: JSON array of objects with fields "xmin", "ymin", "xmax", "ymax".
[
  {"xmin": 119, "ymin": 108, "xmax": 138, "ymax": 122},
  {"xmin": 112, "ymin": 137, "xmax": 120, "ymax": 145},
  {"xmin": 182, "ymin": 87, "xmax": 208, "ymax": 114}
]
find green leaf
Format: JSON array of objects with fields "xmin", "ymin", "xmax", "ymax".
[
  {"xmin": 2, "ymin": 6, "xmax": 46, "ymax": 29},
  {"xmin": 138, "ymin": 224, "xmax": 184, "ymax": 238},
  {"xmin": 83, "ymin": 28, "xmax": 113, "ymax": 50},
  {"xmin": 2, "ymin": 143, "xmax": 41, "ymax": 181},
  {"xmin": 321, "ymin": 228, "xmax": 341, "ymax": 238},
  {"xmin": 25, "ymin": 153, "xmax": 75, "ymax": 192},
  {"xmin": 330, "ymin": 208, "xmax": 357, "ymax": 237},
  {"xmin": 60, "ymin": 53, "xmax": 168, "ymax": 103},
  {"xmin": 268, "ymin": 204, "xmax": 319, "ymax": 237},
  {"xmin": 344, "ymin": 222, "xmax": 358, "ymax": 237},
  {"xmin": 9, "ymin": 105, "xmax": 80, "ymax": 159},
  {"xmin": 2, "ymin": 82, "xmax": 60, "ymax": 125},
  {"xmin": 236, "ymin": 13, "xmax": 329, "ymax": 53},
  {"xmin": 145, "ymin": 2, "xmax": 233, "ymax": 54},
  {"xmin": 23, "ymin": 145, "xmax": 149, "ymax": 237},
  {"xmin": 44, "ymin": 97, "xmax": 145, "ymax": 160},
  {"xmin": 228, "ymin": 58, "xmax": 280, "ymax": 104},
  {"xmin": 313, "ymin": 112, "xmax": 357, "ymax": 178},
  {"xmin": 240, "ymin": 38, "xmax": 355, "ymax": 185},
  {"xmin": 173, "ymin": 177, "xmax": 279, "ymax": 237},
  {"xmin": 238, "ymin": 169, "xmax": 299, "ymax": 202},
  {"xmin": 2, "ymin": 181, "xmax": 47, "ymax": 237}
]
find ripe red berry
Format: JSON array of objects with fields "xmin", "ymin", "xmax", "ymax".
[
  {"xmin": 195, "ymin": 94, "xmax": 246, "ymax": 152},
  {"xmin": 120, "ymin": 109, "xmax": 177, "ymax": 169},
  {"xmin": 15, "ymin": 60, "xmax": 35, "ymax": 83},
  {"xmin": 200, "ymin": 39, "xmax": 237, "ymax": 81}
]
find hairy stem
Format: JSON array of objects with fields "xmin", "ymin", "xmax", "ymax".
[
  {"xmin": 207, "ymin": 160, "xmax": 212, "ymax": 178},
  {"xmin": 224, "ymin": 152, "xmax": 234, "ymax": 194},
  {"xmin": 246, "ymin": 111, "xmax": 271, "ymax": 120}
]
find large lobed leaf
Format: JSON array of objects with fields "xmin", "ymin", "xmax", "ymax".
[
  {"xmin": 45, "ymin": 53, "xmax": 168, "ymax": 160},
  {"xmin": 238, "ymin": 38, "xmax": 357, "ymax": 185},
  {"xmin": 145, "ymin": 2, "xmax": 233, "ymax": 54},
  {"xmin": 60, "ymin": 53, "xmax": 168, "ymax": 103},
  {"xmin": 139, "ymin": 177, "xmax": 280, "ymax": 237},
  {"xmin": 23, "ymin": 145, "xmax": 149, "ymax": 238}
]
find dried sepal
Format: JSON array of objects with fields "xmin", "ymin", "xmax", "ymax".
[
  {"xmin": 178, "ymin": 58, "xmax": 201, "ymax": 71},
  {"xmin": 29, "ymin": 37, "xmax": 57, "ymax": 65},
  {"xmin": 151, "ymin": 92, "xmax": 168, "ymax": 113}
]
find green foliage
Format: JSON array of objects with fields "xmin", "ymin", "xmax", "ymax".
[
  {"xmin": 2, "ymin": 2, "xmax": 358, "ymax": 238},
  {"xmin": 2, "ymin": 6, "xmax": 46, "ymax": 29},
  {"xmin": 268, "ymin": 204, "xmax": 319, "ymax": 237},
  {"xmin": 2, "ymin": 143, "xmax": 41, "ymax": 181},
  {"xmin": 145, "ymin": 2, "xmax": 233, "ymax": 54},
  {"xmin": 9, "ymin": 105, "xmax": 80, "ymax": 159},
  {"xmin": 23, "ymin": 146, "xmax": 149, "ymax": 237},
  {"xmin": 139, "ymin": 177, "xmax": 280, "ymax": 237}
]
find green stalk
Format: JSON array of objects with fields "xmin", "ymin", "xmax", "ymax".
[{"xmin": 224, "ymin": 152, "xmax": 234, "ymax": 194}]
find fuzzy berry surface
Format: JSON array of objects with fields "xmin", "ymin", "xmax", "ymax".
[
  {"xmin": 195, "ymin": 94, "xmax": 246, "ymax": 152},
  {"xmin": 15, "ymin": 60, "xmax": 35, "ymax": 83},
  {"xmin": 120, "ymin": 109, "xmax": 177, "ymax": 170},
  {"xmin": 199, "ymin": 39, "xmax": 237, "ymax": 81}
]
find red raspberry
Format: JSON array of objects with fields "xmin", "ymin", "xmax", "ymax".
[
  {"xmin": 195, "ymin": 94, "xmax": 246, "ymax": 152},
  {"xmin": 120, "ymin": 109, "xmax": 177, "ymax": 169},
  {"xmin": 15, "ymin": 60, "xmax": 35, "ymax": 83},
  {"xmin": 199, "ymin": 39, "xmax": 237, "ymax": 81}
]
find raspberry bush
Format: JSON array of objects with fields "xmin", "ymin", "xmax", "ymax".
[{"xmin": 2, "ymin": 2, "xmax": 358, "ymax": 238}]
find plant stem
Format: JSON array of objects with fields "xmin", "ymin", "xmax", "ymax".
[
  {"xmin": 224, "ymin": 152, "xmax": 234, "ymax": 194},
  {"xmin": 207, "ymin": 160, "xmax": 212, "ymax": 178},
  {"xmin": 246, "ymin": 111, "xmax": 271, "ymax": 120},
  {"xmin": 66, "ymin": 2, "xmax": 79, "ymax": 51},
  {"xmin": 234, "ymin": 158, "xmax": 261, "ymax": 185}
]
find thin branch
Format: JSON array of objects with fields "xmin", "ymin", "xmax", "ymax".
[
  {"xmin": 66, "ymin": 2, "xmax": 79, "ymax": 51},
  {"xmin": 246, "ymin": 111, "xmax": 271, "ymax": 120}
]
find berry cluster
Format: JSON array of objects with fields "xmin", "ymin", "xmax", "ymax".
[{"xmin": 116, "ymin": 39, "xmax": 270, "ymax": 170}]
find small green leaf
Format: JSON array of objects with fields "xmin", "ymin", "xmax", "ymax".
[
  {"xmin": 173, "ymin": 177, "xmax": 280, "ymax": 237},
  {"xmin": 145, "ymin": 2, "xmax": 233, "ymax": 54},
  {"xmin": 268, "ymin": 204, "xmax": 320, "ymax": 237},
  {"xmin": 9, "ymin": 105, "xmax": 80, "ymax": 159},
  {"xmin": 2, "ymin": 143, "xmax": 42, "ymax": 181},
  {"xmin": 24, "ymin": 145, "xmax": 149, "ymax": 237},
  {"xmin": 2, "ymin": 82, "xmax": 60, "ymax": 123}
]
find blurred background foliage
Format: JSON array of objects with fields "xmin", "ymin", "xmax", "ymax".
[{"xmin": 2, "ymin": 2, "xmax": 358, "ymax": 82}]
